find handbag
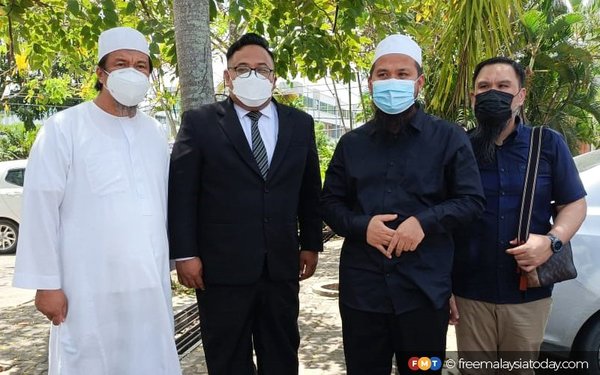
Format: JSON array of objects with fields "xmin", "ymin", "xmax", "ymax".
[{"xmin": 517, "ymin": 126, "xmax": 577, "ymax": 290}]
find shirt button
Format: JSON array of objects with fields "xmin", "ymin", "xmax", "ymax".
[
  {"xmin": 385, "ymin": 273, "xmax": 390, "ymax": 277},
  {"xmin": 500, "ymin": 215, "xmax": 505, "ymax": 220},
  {"xmin": 264, "ymin": 188, "xmax": 269, "ymax": 193},
  {"xmin": 386, "ymin": 188, "xmax": 392, "ymax": 193},
  {"xmin": 264, "ymin": 218, "xmax": 270, "ymax": 223},
  {"xmin": 500, "ymin": 191, "xmax": 505, "ymax": 196},
  {"xmin": 388, "ymin": 162, "xmax": 395, "ymax": 167},
  {"xmin": 500, "ymin": 168, "xmax": 505, "ymax": 172}
]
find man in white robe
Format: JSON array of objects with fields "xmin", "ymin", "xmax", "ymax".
[{"xmin": 12, "ymin": 27, "xmax": 182, "ymax": 375}]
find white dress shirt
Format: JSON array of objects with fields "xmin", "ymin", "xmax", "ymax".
[{"xmin": 233, "ymin": 101, "xmax": 279, "ymax": 164}]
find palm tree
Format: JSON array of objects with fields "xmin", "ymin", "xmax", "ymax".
[
  {"xmin": 519, "ymin": 0, "xmax": 600, "ymax": 152},
  {"xmin": 422, "ymin": 0, "xmax": 522, "ymax": 123}
]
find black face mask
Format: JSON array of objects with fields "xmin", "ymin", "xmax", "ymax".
[
  {"xmin": 474, "ymin": 89, "xmax": 514, "ymax": 125},
  {"xmin": 470, "ymin": 89, "xmax": 516, "ymax": 165}
]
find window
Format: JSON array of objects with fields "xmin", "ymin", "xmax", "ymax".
[{"xmin": 5, "ymin": 168, "xmax": 25, "ymax": 187}]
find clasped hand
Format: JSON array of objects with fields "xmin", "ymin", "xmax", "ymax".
[{"xmin": 366, "ymin": 214, "xmax": 425, "ymax": 258}]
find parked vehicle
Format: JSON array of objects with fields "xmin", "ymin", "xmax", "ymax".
[
  {"xmin": 0, "ymin": 159, "xmax": 26, "ymax": 254},
  {"xmin": 543, "ymin": 150, "xmax": 600, "ymax": 374}
]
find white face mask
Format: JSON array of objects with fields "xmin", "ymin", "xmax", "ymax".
[
  {"xmin": 104, "ymin": 67, "xmax": 150, "ymax": 107},
  {"xmin": 231, "ymin": 73, "xmax": 273, "ymax": 107}
]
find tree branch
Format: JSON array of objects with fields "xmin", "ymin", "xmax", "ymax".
[
  {"xmin": 31, "ymin": 0, "xmax": 50, "ymax": 7},
  {"xmin": 310, "ymin": 0, "xmax": 335, "ymax": 29},
  {"xmin": 7, "ymin": 9, "xmax": 14, "ymax": 68},
  {"xmin": 332, "ymin": 2, "xmax": 339, "ymax": 34},
  {"xmin": 138, "ymin": 0, "xmax": 153, "ymax": 18}
]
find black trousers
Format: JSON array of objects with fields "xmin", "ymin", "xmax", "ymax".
[
  {"xmin": 340, "ymin": 302, "xmax": 449, "ymax": 375},
  {"xmin": 196, "ymin": 273, "xmax": 300, "ymax": 375}
]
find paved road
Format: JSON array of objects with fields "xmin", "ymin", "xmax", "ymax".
[
  {"xmin": 0, "ymin": 240, "xmax": 459, "ymax": 374},
  {"xmin": 0, "ymin": 255, "xmax": 34, "ymax": 309}
]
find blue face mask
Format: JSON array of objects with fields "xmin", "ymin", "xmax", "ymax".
[{"xmin": 372, "ymin": 78, "xmax": 417, "ymax": 114}]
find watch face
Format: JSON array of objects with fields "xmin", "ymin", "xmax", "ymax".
[{"xmin": 551, "ymin": 236, "xmax": 563, "ymax": 252}]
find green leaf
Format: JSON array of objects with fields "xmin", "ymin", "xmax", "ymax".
[
  {"xmin": 32, "ymin": 43, "xmax": 43, "ymax": 54},
  {"xmin": 209, "ymin": 0, "xmax": 218, "ymax": 21},
  {"xmin": 103, "ymin": 9, "xmax": 119, "ymax": 26},
  {"xmin": 149, "ymin": 42, "xmax": 160, "ymax": 56},
  {"xmin": 67, "ymin": 0, "xmax": 80, "ymax": 15},
  {"xmin": 125, "ymin": 1, "xmax": 136, "ymax": 14},
  {"xmin": 102, "ymin": 0, "xmax": 116, "ymax": 11},
  {"xmin": 521, "ymin": 10, "xmax": 545, "ymax": 35}
]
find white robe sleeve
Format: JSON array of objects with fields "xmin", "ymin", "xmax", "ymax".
[{"xmin": 13, "ymin": 118, "xmax": 71, "ymax": 290}]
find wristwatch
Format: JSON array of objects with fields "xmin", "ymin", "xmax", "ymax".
[{"xmin": 547, "ymin": 233, "xmax": 563, "ymax": 253}]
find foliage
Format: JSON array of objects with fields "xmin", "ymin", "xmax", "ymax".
[
  {"xmin": 354, "ymin": 93, "xmax": 374, "ymax": 124},
  {"xmin": 273, "ymin": 91, "xmax": 304, "ymax": 109},
  {"xmin": 3, "ymin": 64, "xmax": 82, "ymax": 130},
  {"xmin": 221, "ymin": 0, "xmax": 383, "ymax": 83},
  {"xmin": 0, "ymin": 0, "xmax": 181, "ymax": 134},
  {"xmin": 1, "ymin": 0, "xmax": 598, "ymax": 147},
  {"xmin": 518, "ymin": 0, "xmax": 600, "ymax": 152},
  {"xmin": 314, "ymin": 122, "xmax": 335, "ymax": 181},
  {"xmin": 0, "ymin": 123, "xmax": 39, "ymax": 161},
  {"xmin": 274, "ymin": 90, "xmax": 335, "ymax": 179},
  {"xmin": 420, "ymin": 0, "xmax": 522, "ymax": 121},
  {"xmin": 1, "ymin": 0, "xmax": 106, "ymax": 127}
]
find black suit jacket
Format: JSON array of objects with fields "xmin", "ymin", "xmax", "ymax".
[{"xmin": 168, "ymin": 99, "xmax": 323, "ymax": 285}]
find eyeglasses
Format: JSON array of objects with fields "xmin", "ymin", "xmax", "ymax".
[{"xmin": 228, "ymin": 65, "xmax": 274, "ymax": 80}]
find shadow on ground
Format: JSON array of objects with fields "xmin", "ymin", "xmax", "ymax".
[
  {"xmin": 298, "ymin": 303, "xmax": 346, "ymax": 374},
  {"xmin": 0, "ymin": 303, "xmax": 48, "ymax": 374}
]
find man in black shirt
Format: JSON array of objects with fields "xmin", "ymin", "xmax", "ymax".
[{"xmin": 321, "ymin": 34, "xmax": 485, "ymax": 375}]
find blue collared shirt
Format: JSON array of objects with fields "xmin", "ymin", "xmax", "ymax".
[{"xmin": 453, "ymin": 122, "xmax": 587, "ymax": 304}]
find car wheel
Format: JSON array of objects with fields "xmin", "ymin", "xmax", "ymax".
[
  {"xmin": 0, "ymin": 219, "xmax": 18, "ymax": 255},
  {"xmin": 572, "ymin": 316, "xmax": 600, "ymax": 375}
]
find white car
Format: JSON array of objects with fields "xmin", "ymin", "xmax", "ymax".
[
  {"xmin": 0, "ymin": 159, "xmax": 26, "ymax": 254},
  {"xmin": 543, "ymin": 149, "xmax": 600, "ymax": 373}
]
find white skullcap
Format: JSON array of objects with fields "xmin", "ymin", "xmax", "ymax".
[
  {"xmin": 372, "ymin": 34, "xmax": 422, "ymax": 67},
  {"xmin": 97, "ymin": 27, "xmax": 150, "ymax": 63}
]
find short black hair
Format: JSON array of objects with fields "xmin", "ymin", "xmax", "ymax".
[
  {"xmin": 94, "ymin": 53, "xmax": 153, "ymax": 91},
  {"xmin": 472, "ymin": 57, "xmax": 525, "ymax": 88},
  {"xmin": 226, "ymin": 33, "xmax": 274, "ymax": 63}
]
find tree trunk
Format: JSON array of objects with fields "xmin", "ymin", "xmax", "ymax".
[{"xmin": 172, "ymin": 0, "xmax": 214, "ymax": 112}]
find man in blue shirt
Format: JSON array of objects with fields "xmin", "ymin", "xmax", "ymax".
[
  {"xmin": 321, "ymin": 34, "xmax": 485, "ymax": 375},
  {"xmin": 453, "ymin": 57, "xmax": 587, "ymax": 373}
]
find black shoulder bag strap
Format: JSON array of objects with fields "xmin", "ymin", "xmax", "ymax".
[{"xmin": 518, "ymin": 126, "xmax": 544, "ymax": 291}]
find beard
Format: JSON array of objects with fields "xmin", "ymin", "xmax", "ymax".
[
  {"xmin": 470, "ymin": 118, "xmax": 509, "ymax": 164},
  {"xmin": 373, "ymin": 104, "xmax": 416, "ymax": 137},
  {"xmin": 113, "ymin": 99, "xmax": 138, "ymax": 118}
]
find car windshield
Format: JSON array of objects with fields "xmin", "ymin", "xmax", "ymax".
[{"xmin": 574, "ymin": 150, "xmax": 600, "ymax": 173}]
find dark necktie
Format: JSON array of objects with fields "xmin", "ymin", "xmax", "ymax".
[{"xmin": 247, "ymin": 111, "xmax": 269, "ymax": 179}]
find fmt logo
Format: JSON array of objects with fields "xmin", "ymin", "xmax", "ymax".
[{"xmin": 408, "ymin": 356, "xmax": 442, "ymax": 371}]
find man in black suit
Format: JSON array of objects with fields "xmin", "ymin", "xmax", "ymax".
[{"xmin": 168, "ymin": 33, "xmax": 322, "ymax": 375}]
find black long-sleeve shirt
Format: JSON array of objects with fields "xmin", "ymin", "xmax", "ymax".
[{"xmin": 321, "ymin": 105, "xmax": 485, "ymax": 314}]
